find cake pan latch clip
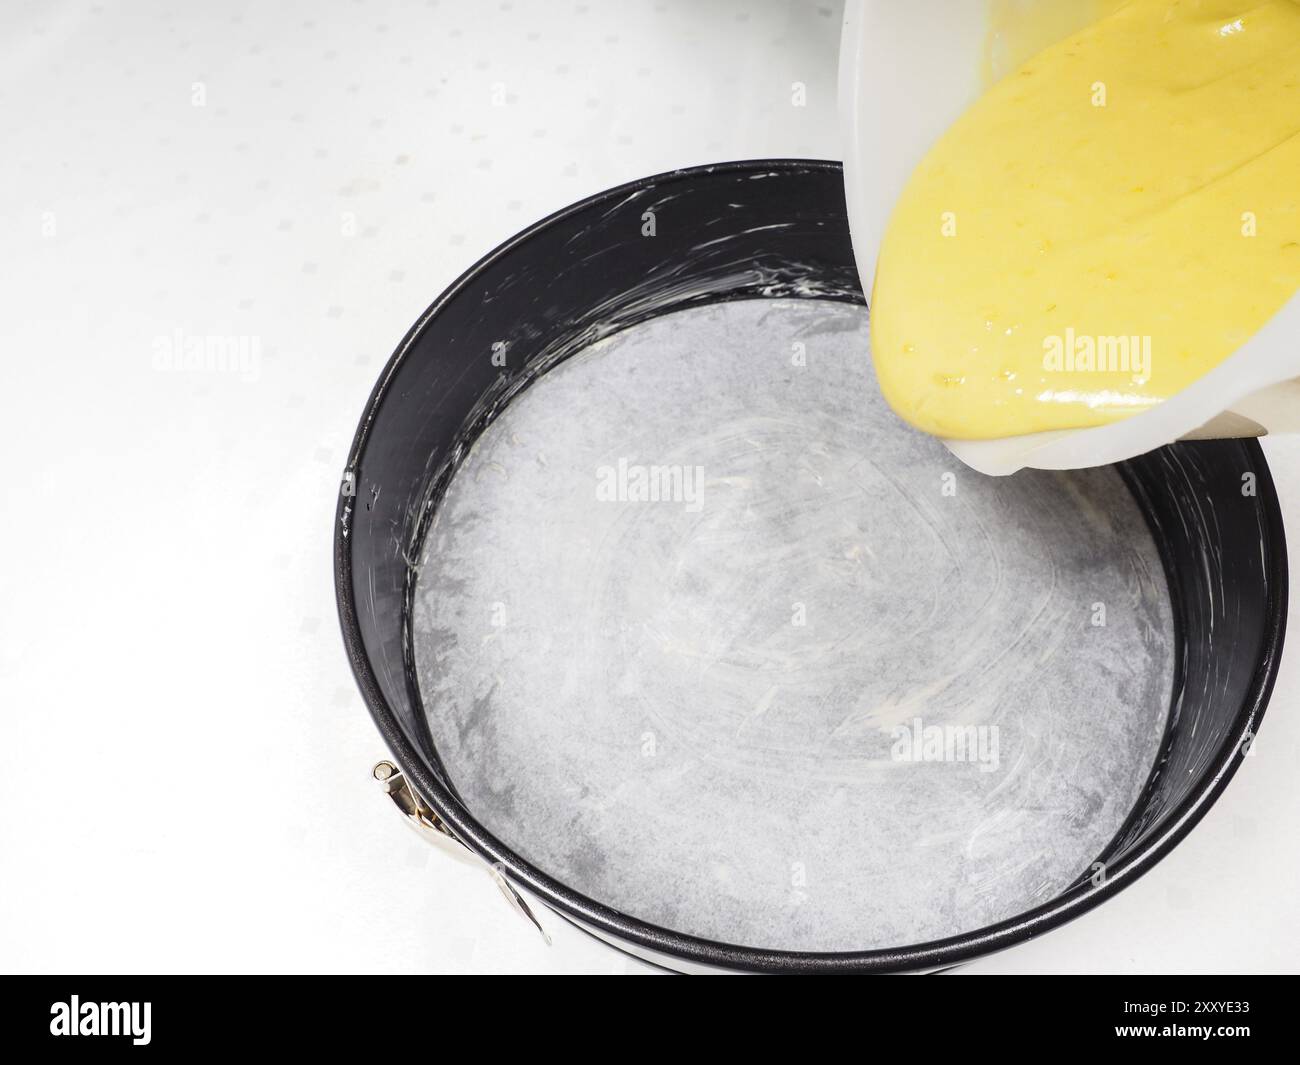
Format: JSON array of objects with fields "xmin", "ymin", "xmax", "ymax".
[{"xmin": 372, "ymin": 761, "xmax": 551, "ymax": 944}]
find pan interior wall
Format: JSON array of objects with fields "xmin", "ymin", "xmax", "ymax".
[{"xmin": 411, "ymin": 297, "xmax": 1173, "ymax": 952}]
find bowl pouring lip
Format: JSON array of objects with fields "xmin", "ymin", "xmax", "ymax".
[{"xmin": 333, "ymin": 158, "xmax": 1289, "ymax": 974}]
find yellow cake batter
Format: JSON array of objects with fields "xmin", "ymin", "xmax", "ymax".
[{"xmin": 871, "ymin": 0, "xmax": 1300, "ymax": 440}]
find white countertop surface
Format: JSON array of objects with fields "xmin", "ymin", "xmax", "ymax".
[{"xmin": 1, "ymin": 0, "xmax": 1296, "ymax": 974}]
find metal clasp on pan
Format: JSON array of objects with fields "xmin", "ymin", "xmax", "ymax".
[{"xmin": 372, "ymin": 761, "xmax": 551, "ymax": 944}]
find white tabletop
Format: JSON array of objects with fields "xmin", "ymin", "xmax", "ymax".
[{"xmin": 1, "ymin": 0, "xmax": 1296, "ymax": 974}]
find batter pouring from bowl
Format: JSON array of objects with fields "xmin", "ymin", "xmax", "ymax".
[{"xmin": 870, "ymin": 0, "xmax": 1300, "ymax": 441}]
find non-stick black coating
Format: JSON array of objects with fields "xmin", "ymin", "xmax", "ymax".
[{"xmin": 334, "ymin": 160, "xmax": 1287, "ymax": 973}]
